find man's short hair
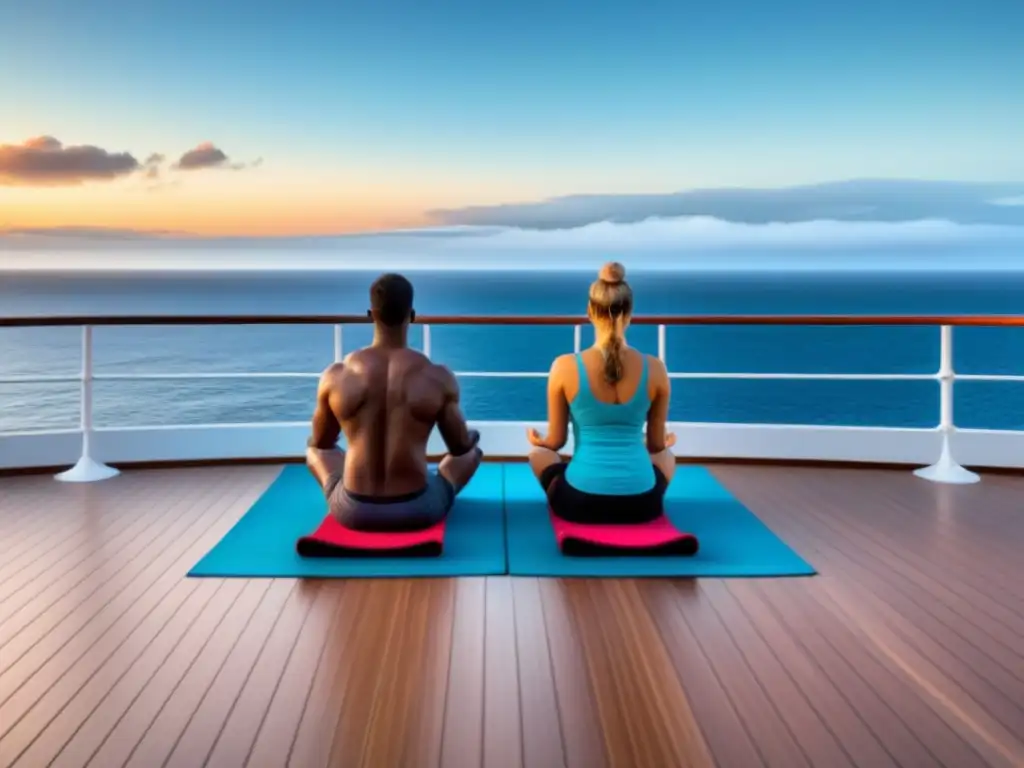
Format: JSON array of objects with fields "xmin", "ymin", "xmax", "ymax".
[{"xmin": 370, "ymin": 273, "xmax": 414, "ymax": 327}]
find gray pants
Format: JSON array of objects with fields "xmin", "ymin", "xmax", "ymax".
[{"xmin": 323, "ymin": 471, "xmax": 456, "ymax": 532}]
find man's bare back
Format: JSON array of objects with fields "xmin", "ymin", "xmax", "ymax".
[
  {"xmin": 304, "ymin": 273, "xmax": 482, "ymax": 532},
  {"xmin": 311, "ymin": 345, "xmax": 478, "ymax": 497}
]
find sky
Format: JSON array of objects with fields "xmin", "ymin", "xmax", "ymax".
[{"xmin": 2, "ymin": 0, "xmax": 1024, "ymax": 238}]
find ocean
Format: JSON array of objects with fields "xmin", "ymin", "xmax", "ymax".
[{"xmin": 3, "ymin": 268, "xmax": 1024, "ymax": 434}]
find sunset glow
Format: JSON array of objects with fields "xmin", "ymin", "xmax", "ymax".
[{"xmin": 3, "ymin": 0, "xmax": 1022, "ymax": 238}]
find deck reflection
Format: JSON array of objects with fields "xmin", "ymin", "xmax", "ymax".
[{"xmin": 0, "ymin": 463, "xmax": 1022, "ymax": 767}]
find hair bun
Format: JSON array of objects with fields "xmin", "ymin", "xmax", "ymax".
[{"xmin": 599, "ymin": 261, "xmax": 626, "ymax": 285}]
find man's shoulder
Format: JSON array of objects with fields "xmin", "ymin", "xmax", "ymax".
[
  {"xmin": 318, "ymin": 360, "xmax": 347, "ymax": 387},
  {"xmin": 321, "ymin": 360, "xmax": 347, "ymax": 376},
  {"xmin": 409, "ymin": 360, "xmax": 457, "ymax": 398},
  {"xmin": 424, "ymin": 359, "xmax": 456, "ymax": 382},
  {"xmin": 344, "ymin": 347, "xmax": 375, "ymax": 364}
]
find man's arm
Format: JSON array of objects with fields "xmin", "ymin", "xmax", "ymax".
[
  {"xmin": 435, "ymin": 365, "xmax": 479, "ymax": 455},
  {"xmin": 308, "ymin": 364, "xmax": 343, "ymax": 449}
]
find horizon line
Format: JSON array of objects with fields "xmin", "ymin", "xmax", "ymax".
[
  {"xmin": 7, "ymin": 263, "xmax": 1024, "ymax": 275},
  {"xmin": 5, "ymin": 177, "xmax": 1024, "ymax": 240}
]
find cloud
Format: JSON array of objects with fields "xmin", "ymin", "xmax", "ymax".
[
  {"xmin": 174, "ymin": 142, "xmax": 230, "ymax": 170},
  {"xmin": 991, "ymin": 195, "xmax": 1024, "ymax": 207},
  {"xmin": 138, "ymin": 153, "xmax": 184, "ymax": 191},
  {"xmin": 142, "ymin": 153, "xmax": 165, "ymax": 180},
  {"xmin": 429, "ymin": 179, "xmax": 1024, "ymax": 229},
  {"xmin": 0, "ymin": 136, "xmax": 143, "ymax": 186},
  {"xmin": 8, "ymin": 214, "xmax": 1024, "ymax": 268},
  {"xmin": 0, "ymin": 225, "xmax": 190, "ymax": 242},
  {"xmin": 431, "ymin": 216, "xmax": 1024, "ymax": 253},
  {"xmin": 0, "ymin": 136, "xmax": 254, "ymax": 187},
  {"xmin": 172, "ymin": 142, "xmax": 256, "ymax": 171}
]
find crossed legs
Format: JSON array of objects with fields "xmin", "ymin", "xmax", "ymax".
[
  {"xmin": 438, "ymin": 446, "xmax": 483, "ymax": 494},
  {"xmin": 527, "ymin": 446, "xmax": 563, "ymax": 484},
  {"xmin": 306, "ymin": 446, "xmax": 346, "ymax": 490},
  {"xmin": 649, "ymin": 446, "xmax": 677, "ymax": 484},
  {"xmin": 306, "ymin": 445, "xmax": 482, "ymax": 496},
  {"xmin": 527, "ymin": 445, "xmax": 677, "ymax": 486}
]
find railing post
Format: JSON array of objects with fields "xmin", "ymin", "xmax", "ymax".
[
  {"xmin": 657, "ymin": 324, "xmax": 667, "ymax": 364},
  {"xmin": 55, "ymin": 325, "xmax": 120, "ymax": 483},
  {"xmin": 422, "ymin": 324, "xmax": 432, "ymax": 358},
  {"xmin": 913, "ymin": 325, "xmax": 980, "ymax": 484},
  {"xmin": 573, "ymin": 324, "xmax": 582, "ymax": 353},
  {"xmin": 333, "ymin": 324, "xmax": 343, "ymax": 362}
]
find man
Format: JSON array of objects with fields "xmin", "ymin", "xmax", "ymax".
[{"xmin": 305, "ymin": 272, "xmax": 482, "ymax": 531}]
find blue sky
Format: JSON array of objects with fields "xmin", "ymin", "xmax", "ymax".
[{"xmin": 2, "ymin": 0, "xmax": 1023, "ymax": 235}]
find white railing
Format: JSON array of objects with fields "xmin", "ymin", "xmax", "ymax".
[{"xmin": 2, "ymin": 315, "xmax": 1017, "ymax": 484}]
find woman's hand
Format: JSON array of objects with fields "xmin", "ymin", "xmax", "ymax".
[
  {"xmin": 526, "ymin": 427, "xmax": 545, "ymax": 447},
  {"xmin": 665, "ymin": 432, "xmax": 677, "ymax": 449}
]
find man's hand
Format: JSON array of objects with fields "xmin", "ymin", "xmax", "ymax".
[{"xmin": 454, "ymin": 428, "xmax": 481, "ymax": 456}]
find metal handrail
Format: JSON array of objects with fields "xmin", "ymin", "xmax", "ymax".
[
  {"xmin": 3, "ymin": 313, "xmax": 1024, "ymax": 327},
  {"xmin": 1, "ymin": 313, "xmax": 1014, "ymax": 485},
  {"xmin": 0, "ymin": 371, "xmax": 941, "ymax": 384}
]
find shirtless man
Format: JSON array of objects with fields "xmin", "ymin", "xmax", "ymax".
[{"xmin": 305, "ymin": 273, "xmax": 483, "ymax": 531}]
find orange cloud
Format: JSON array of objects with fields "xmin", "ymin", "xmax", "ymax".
[
  {"xmin": 173, "ymin": 141, "xmax": 259, "ymax": 171},
  {"xmin": 0, "ymin": 136, "xmax": 143, "ymax": 186},
  {"xmin": 0, "ymin": 137, "xmax": 255, "ymax": 187}
]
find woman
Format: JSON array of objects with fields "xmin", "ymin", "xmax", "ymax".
[{"xmin": 526, "ymin": 262, "xmax": 676, "ymax": 524}]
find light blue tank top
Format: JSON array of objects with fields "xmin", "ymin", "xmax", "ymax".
[{"xmin": 564, "ymin": 352, "xmax": 656, "ymax": 496}]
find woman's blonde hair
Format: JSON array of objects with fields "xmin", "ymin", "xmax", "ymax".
[{"xmin": 588, "ymin": 261, "xmax": 634, "ymax": 384}]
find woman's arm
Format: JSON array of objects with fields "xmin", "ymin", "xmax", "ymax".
[
  {"xmin": 528, "ymin": 356, "xmax": 570, "ymax": 451},
  {"xmin": 645, "ymin": 356, "xmax": 671, "ymax": 453}
]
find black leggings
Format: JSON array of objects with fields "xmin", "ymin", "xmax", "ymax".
[{"xmin": 539, "ymin": 462, "xmax": 668, "ymax": 525}]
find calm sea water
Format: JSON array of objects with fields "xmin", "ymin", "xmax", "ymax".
[{"xmin": 2, "ymin": 269, "xmax": 1024, "ymax": 433}]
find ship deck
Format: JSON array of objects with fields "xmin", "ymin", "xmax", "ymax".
[{"xmin": 0, "ymin": 461, "xmax": 1023, "ymax": 768}]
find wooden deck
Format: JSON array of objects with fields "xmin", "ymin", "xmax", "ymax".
[{"xmin": 0, "ymin": 464, "xmax": 1022, "ymax": 768}]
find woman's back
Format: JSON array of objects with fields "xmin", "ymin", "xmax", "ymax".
[{"xmin": 565, "ymin": 347, "xmax": 656, "ymax": 495}]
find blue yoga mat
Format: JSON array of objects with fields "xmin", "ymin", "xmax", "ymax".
[
  {"xmin": 188, "ymin": 464, "xmax": 507, "ymax": 578},
  {"xmin": 504, "ymin": 463, "xmax": 816, "ymax": 578}
]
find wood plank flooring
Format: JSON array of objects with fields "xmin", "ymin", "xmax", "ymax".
[{"xmin": 0, "ymin": 463, "xmax": 1021, "ymax": 767}]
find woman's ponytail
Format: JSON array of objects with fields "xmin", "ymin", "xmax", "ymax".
[
  {"xmin": 602, "ymin": 314, "xmax": 626, "ymax": 384},
  {"xmin": 590, "ymin": 261, "xmax": 633, "ymax": 384}
]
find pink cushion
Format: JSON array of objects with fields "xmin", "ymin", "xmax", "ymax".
[
  {"xmin": 549, "ymin": 508, "xmax": 699, "ymax": 557},
  {"xmin": 297, "ymin": 514, "xmax": 446, "ymax": 558}
]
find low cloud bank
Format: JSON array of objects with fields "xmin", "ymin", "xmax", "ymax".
[
  {"xmin": 5, "ymin": 215, "xmax": 1023, "ymax": 252},
  {"xmin": 434, "ymin": 216, "xmax": 1024, "ymax": 251},
  {"xmin": 430, "ymin": 180, "xmax": 1024, "ymax": 229},
  {"xmin": 4, "ymin": 215, "xmax": 1024, "ymax": 275}
]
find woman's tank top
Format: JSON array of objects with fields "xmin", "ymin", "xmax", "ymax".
[{"xmin": 564, "ymin": 351, "xmax": 656, "ymax": 496}]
